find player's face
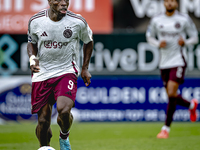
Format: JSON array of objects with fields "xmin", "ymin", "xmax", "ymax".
[
  {"xmin": 164, "ymin": 0, "xmax": 178, "ymax": 12},
  {"xmin": 49, "ymin": 0, "xmax": 69, "ymax": 17}
]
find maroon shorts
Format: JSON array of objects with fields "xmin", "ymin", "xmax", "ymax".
[
  {"xmin": 160, "ymin": 66, "xmax": 186, "ymax": 87},
  {"xmin": 31, "ymin": 73, "xmax": 77, "ymax": 114}
]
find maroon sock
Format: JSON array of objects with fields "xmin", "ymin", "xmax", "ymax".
[
  {"xmin": 176, "ymin": 95, "xmax": 190, "ymax": 108},
  {"xmin": 60, "ymin": 131, "xmax": 69, "ymax": 140},
  {"xmin": 165, "ymin": 97, "xmax": 177, "ymax": 127}
]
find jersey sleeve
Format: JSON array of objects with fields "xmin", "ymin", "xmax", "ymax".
[
  {"xmin": 146, "ymin": 18, "xmax": 156, "ymax": 38},
  {"xmin": 79, "ymin": 23, "xmax": 93, "ymax": 44},
  {"xmin": 146, "ymin": 18, "xmax": 160, "ymax": 47},
  {"xmin": 27, "ymin": 20, "xmax": 38, "ymax": 44},
  {"xmin": 185, "ymin": 15, "xmax": 199, "ymax": 45},
  {"xmin": 185, "ymin": 15, "xmax": 198, "ymax": 37}
]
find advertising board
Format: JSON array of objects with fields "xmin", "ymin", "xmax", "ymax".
[
  {"xmin": 114, "ymin": 0, "xmax": 200, "ymax": 32},
  {"xmin": 74, "ymin": 76, "xmax": 200, "ymax": 122},
  {"xmin": 0, "ymin": 34, "xmax": 200, "ymax": 76},
  {"xmin": 0, "ymin": 0, "xmax": 113, "ymax": 34},
  {"xmin": 0, "ymin": 76, "xmax": 199, "ymax": 122}
]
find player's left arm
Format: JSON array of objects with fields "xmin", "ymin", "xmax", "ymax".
[
  {"xmin": 79, "ymin": 21, "xmax": 94, "ymax": 87},
  {"xmin": 180, "ymin": 15, "xmax": 199, "ymax": 46},
  {"xmin": 81, "ymin": 40, "xmax": 93, "ymax": 87}
]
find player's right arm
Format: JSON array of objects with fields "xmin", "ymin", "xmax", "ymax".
[
  {"xmin": 27, "ymin": 43, "xmax": 40, "ymax": 73},
  {"xmin": 27, "ymin": 20, "xmax": 40, "ymax": 73},
  {"xmin": 146, "ymin": 18, "xmax": 166, "ymax": 48}
]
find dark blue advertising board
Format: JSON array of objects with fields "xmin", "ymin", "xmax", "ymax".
[
  {"xmin": 0, "ymin": 76, "xmax": 57, "ymax": 122},
  {"xmin": 74, "ymin": 76, "xmax": 200, "ymax": 122},
  {"xmin": 0, "ymin": 76, "xmax": 199, "ymax": 122}
]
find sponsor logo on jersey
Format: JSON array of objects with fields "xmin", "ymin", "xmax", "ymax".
[
  {"xmin": 175, "ymin": 22, "xmax": 181, "ymax": 29},
  {"xmin": 44, "ymin": 40, "xmax": 68, "ymax": 49},
  {"xmin": 63, "ymin": 29, "xmax": 73, "ymax": 38},
  {"xmin": 41, "ymin": 31, "xmax": 48, "ymax": 36},
  {"xmin": 161, "ymin": 32, "xmax": 179, "ymax": 37}
]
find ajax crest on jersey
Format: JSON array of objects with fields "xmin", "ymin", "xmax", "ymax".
[
  {"xmin": 63, "ymin": 29, "xmax": 73, "ymax": 38},
  {"xmin": 38, "ymin": 146, "xmax": 55, "ymax": 150}
]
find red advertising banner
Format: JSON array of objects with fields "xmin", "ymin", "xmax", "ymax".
[{"xmin": 0, "ymin": 0, "xmax": 113, "ymax": 34}]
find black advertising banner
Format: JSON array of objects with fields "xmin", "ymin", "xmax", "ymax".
[
  {"xmin": 0, "ymin": 34, "xmax": 200, "ymax": 76},
  {"xmin": 113, "ymin": 0, "xmax": 200, "ymax": 32}
]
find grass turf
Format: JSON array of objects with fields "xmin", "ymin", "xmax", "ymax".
[{"xmin": 0, "ymin": 122, "xmax": 200, "ymax": 150}]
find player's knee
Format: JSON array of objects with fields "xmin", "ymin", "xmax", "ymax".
[
  {"xmin": 57, "ymin": 106, "xmax": 71, "ymax": 118},
  {"xmin": 167, "ymin": 90, "xmax": 177, "ymax": 98},
  {"xmin": 38, "ymin": 117, "xmax": 50, "ymax": 129},
  {"xmin": 57, "ymin": 101, "xmax": 72, "ymax": 114}
]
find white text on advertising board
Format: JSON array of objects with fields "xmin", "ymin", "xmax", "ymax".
[{"xmin": 130, "ymin": 0, "xmax": 200, "ymax": 18}]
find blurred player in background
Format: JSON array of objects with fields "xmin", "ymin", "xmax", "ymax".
[
  {"xmin": 146, "ymin": 0, "xmax": 199, "ymax": 139},
  {"xmin": 27, "ymin": 0, "xmax": 93, "ymax": 149}
]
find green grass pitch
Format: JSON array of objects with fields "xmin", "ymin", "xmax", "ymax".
[{"xmin": 0, "ymin": 122, "xmax": 200, "ymax": 150}]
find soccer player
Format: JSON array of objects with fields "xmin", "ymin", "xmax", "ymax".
[
  {"xmin": 146, "ymin": 0, "xmax": 199, "ymax": 139},
  {"xmin": 27, "ymin": 0, "xmax": 93, "ymax": 149}
]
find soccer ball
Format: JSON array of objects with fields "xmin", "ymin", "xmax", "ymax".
[{"xmin": 38, "ymin": 146, "xmax": 56, "ymax": 150}]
